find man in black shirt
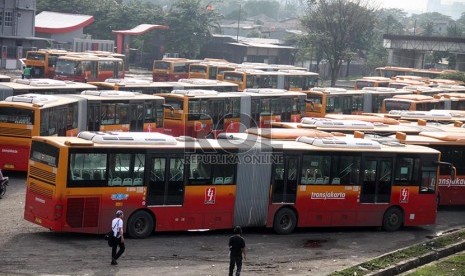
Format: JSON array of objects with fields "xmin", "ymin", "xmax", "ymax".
[{"xmin": 228, "ymin": 226, "xmax": 246, "ymax": 276}]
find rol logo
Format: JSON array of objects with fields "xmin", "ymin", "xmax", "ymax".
[
  {"xmin": 400, "ymin": 188, "xmax": 409, "ymax": 203},
  {"xmin": 205, "ymin": 187, "xmax": 216, "ymax": 204}
]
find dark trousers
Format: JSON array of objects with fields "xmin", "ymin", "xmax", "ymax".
[
  {"xmin": 229, "ymin": 256, "xmax": 243, "ymax": 276},
  {"xmin": 111, "ymin": 237, "xmax": 125, "ymax": 260}
]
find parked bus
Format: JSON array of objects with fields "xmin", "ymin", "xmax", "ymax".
[
  {"xmin": 90, "ymin": 78, "xmax": 239, "ymax": 94},
  {"xmin": 152, "ymin": 58, "xmax": 200, "ymax": 82},
  {"xmin": 241, "ymin": 88, "xmax": 306, "ymax": 128},
  {"xmin": 54, "ymin": 53, "xmax": 125, "ymax": 82},
  {"xmin": 389, "ymin": 131, "xmax": 465, "ymax": 205},
  {"xmin": 354, "ymin": 77, "xmax": 391, "ymax": 90},
  {"xmin": 375, "ymin": 66, "xmax": 455, "ymax": 79},
  {"xmin": 382, "ymin": 94, "xmax": 443, "ymax": 113},
  {"xmin": 188, "ymin": 60, "xmax": 236, "ymax": 80},
  {"xmin": 0, "ymin": 91, "xmax": 164, "ymax": 171},
  {"xmin": 223, "ymin": 69, "xmax": 318, "ymax": 91},
  {"xmin": 0, "ymin": 78, "xmax": 97, "ymax": 100},
  {"xmin": 25, "ymin": 49, "xmax": 70, "ymax": 78},
  {"xmin": 304, "ymin": 88, "xmax": 364, "ymax": 117},
  {"xmin": 158, "ymin": 88, "xmax": 305, "ymax": 137},
  {"xmin": 158, "ymin": 90, "xmax": 242, "ymax": 138},
  {"xmin": 23, "ymin": 130, "xmax": 452, "ymax": 238}
]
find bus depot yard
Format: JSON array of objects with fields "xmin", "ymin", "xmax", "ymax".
[
  {"xmin": 4, "ymin": 59, "xmax": 465, "ymax": 275},
  {"xmin": 2, "ymin": 172, "xmax": 465, "ymax": 276}
]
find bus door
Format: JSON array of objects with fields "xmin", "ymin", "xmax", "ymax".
[
  {"xmin": 360, "ymin": 157, "xmax": 393, "ymax": 204},
  {"xmin": 360, "ymin": 157, "xmax": 393, "ymax": 203},
  {"xmin": 90, "ymin": 61, "xmax": 98, "ymax": 80},
  {"xmin": 87, "ymin": 103, "xmax": 101, "ymax": 131},
  {"xmin": 359, "ymin": 157, "xmax": 393, "ymax": 225},
  {"xmin": 147, "ymin": 156, "xmax": 186, "ymax": 230},
  {"xmin": 129, "ymin": 102, "xmax": 144, "ymax": 131},
  {"xmin": 272, "ymin": 155, "xmax": 299, "ymax": 203},
  {"xmin": 210, "ymin": 99, "xmax": 225, "ymax": 137}
]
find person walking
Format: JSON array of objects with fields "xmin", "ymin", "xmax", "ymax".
[
  {"xmin": 23, "ymin": 66, "xmax": 31, "ymax": 79},
  {"xmin": 111, "ymin": 210, "xmax": 125, "ymax": 265},
  {"xmin": 228, "ymin": 226, "xmax": 246, "ymax": 276}
]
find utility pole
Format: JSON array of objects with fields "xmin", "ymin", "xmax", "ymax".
[{"xmin": 236, "ymin": 3, "xmax": 241, "ymax": 42}]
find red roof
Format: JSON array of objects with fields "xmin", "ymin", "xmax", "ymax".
[
  {"xmin": 35, "ymin": 11, "xmax": 94, "ymax": 34},
  {"xmin": 112, "ymin": 24, "xmax": 169, "ymax": 35}
]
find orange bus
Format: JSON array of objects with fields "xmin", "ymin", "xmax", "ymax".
[
  {"xmin": 188, "ymin": 60, "xmax": 236, "ymax": 80},
  {"xmin": 242, "ymin": 88, "xmax": 306, "ymax": 128},
  {"xmin": 382, "ymin": 94, "xmax": 443, "ymax": 113},
  {"xmin": 354, "ymin": 77, "xmax": 391, "ymax": 90},
  {"xmin": 89, "ymin": 78, "xmax": 239, "ymax": 94},
  {"xmin": 223, "ymin": 69, "xmax": 318, "ymax": 91},
  {"xmin": 152, "ymin": 58, "xmax": 200, "ymax": 82},
  {"xmin": 23, "ymin": 130, "xmax": 451, "ymax": 238},
  {"xmin": 0, "ymin": 78, "xmax": 97, "ymax": 100},
  {"xmin": 304, "ymin": 88, "xmax": 364, "ymax": 117},
  {"xmin": 25, "ymin": 49, "xmax": 70, "ymax": 78},
  {"xmin": 375, "ymin": 66, "xmax": 455, "ymax": 79},
  {"xmin": 54, "ymin": 53, "xmax": 125, "ymax": 82},
  {"xmin": 390, "ymin": 131, "xmax": 465, "ymax": 205},
  {"xmin": 158, "ymin": 90, "xmax": 242, "ymax": 138},
  {"xmin": 0, "ymin": 91, "xmax": 164, "ymax": 171}
]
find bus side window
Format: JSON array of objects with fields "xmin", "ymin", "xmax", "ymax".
[
  {"xmin": 212, "ymin": 161, "xmax": 235, "ymax": 185},
  {"xmin": 394, "ymin": 157, "xmax": 419, "ymax": 185}
]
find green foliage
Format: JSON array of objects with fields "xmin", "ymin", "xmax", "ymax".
[
  {"xmin": 301, "ymin": 0, "xmax": 376, "ymax": 86},
  {"xmin": 163, "ymin": 0, "xmax": 222, "ymax": 59},
  {"xmin": 440, "ymin": 71, "xmax": 465, "ymax": 82},
  {"xmin": 330, "ymin": 230, "xmax": 465, "ymax": 276}
]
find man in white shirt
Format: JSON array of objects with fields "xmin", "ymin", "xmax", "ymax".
[{"xmin": 111, "ymin": 210, "xmax": 125, "ymax": 265}]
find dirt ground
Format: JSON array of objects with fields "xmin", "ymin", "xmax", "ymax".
[{"xmin": 2, "ymin": 173, "xmax": 465, "ymax": 276}]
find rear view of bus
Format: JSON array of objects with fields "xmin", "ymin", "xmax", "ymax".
[{"xmin": 0, "ymin": 94, "xmax": 80, "ymax": 171}]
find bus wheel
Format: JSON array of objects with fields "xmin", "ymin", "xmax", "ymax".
[
  {"xmin": 273, "ymin": 208, "xmax": 297, "ymax": 235},
  {"xmin": 382, "ymin": 207, "xmax": 403, "ymax": 232},
  {"xmin": 127, "ymin": 210, "xmax": 154, "ymax": 239}
]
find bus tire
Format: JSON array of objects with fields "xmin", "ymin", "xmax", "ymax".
[
  {"xmin": 273, "ymin": 208, "xmax": 297, "ymax": 235},
  {"xmin": 127, "ymin": 210, "xmax": 154, "ymax": 239},
  {"xmin": 382, "ymin": 207, "xmax": 403, "ymax": 232}
]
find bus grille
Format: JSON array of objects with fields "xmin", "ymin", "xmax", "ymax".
[
  {"xmin": 29, "ymin": 166, "xmax": 57, "ymax": 184},
  {"xmin": 0, "ymin": 127, "xmax": 31, "ymax": 137},
  {"xmin": 66, "ymin": 197, "xmax": 100, "ymax": 228},
  {"xmin": 29, "ymin": 183, "xmax": 53, "ymax": 199}
]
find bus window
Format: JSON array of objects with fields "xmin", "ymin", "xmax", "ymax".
[
  {"xmin": 0, "ymin": 107, "xmax": 33, "ymax": 124},
  {"xmin": 329, "ymin": 155, "xmax": 361, "ymax": 185},
  {"xmin": 302, "ymin": 155, "xmax": 331, "ymax": 184},
  {"xmin": 272, "ymin": 155, "xmax": 298, "ymax": 203},
  {"xmin": 189, "ymin": 155, "xmax": 212, "ymax": 184},
  {"xmin": 68, "ymin": 153, "xmax": 107, "ymax": 187},
  {"xmin": 394, "ymin": 157, "xmax": 419, "ymax": 185}
]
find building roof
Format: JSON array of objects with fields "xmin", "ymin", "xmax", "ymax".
[
  {"xmin": 112, "ymin": 24, "xmax": 169, "ymax": 35},
  {"xmin": 35, "ymin": 11, "xmax": 94, "ymax": 34}
]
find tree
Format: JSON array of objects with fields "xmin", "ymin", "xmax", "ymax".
[
  {"xmin": 301, "ymin": 0, "xmax": 376, "ymax": 86},
  {"xmin": 163, "ymin": 0, "xmax": 222, "ymax": 58}
]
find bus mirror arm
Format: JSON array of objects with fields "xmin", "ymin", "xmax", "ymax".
[
  {"xmin": 434, "ymin": 161, "xmax": 456, "ymax": 181},
  {"xmin": 162, "ymin": 104, "xmax": 174, "ymax": 110}
]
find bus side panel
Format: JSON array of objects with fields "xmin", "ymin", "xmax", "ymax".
[
  {"xmin": 0, "ymin": 84, "xmax": 13, "ymax": 100},
  {"xmin": 390, "ymin": 186, "xmax": 437, "ymax": 226},
  {"xmin": 438, "ymin": 176, "xmax": 465, "ymax": 205},
  {"xmin": 0, "ymin": 139, "xmax": 30, "ymax": 171},
  {"xmin": 181, "ymin": 185, "xmax": 236, "ymax": 230},
  {"xmin": 296, "ymin": 185, "xmax": 359, "ymax": 227},
  {"xmin": 234, "ymin": 149, "xmax": 272, "ymax": 228},
  {"xmin": 239, "ymin": 95, "xmax": 252, "ymax": 131}
]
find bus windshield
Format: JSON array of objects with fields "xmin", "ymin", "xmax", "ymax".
[
  {"xmin": 0, "ymin": 107, "xmax": 34, "ymax": 124},
  {"xmin": 55, "ymin": 60, "xmax": 80, "ymax": 76}
]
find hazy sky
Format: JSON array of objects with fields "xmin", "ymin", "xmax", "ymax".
[{"xmin": 379, "ymin": 0, "xmax": 427, "ymax": 12}]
